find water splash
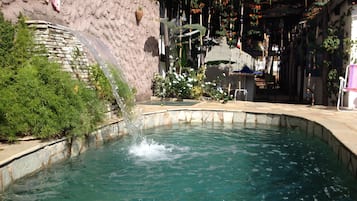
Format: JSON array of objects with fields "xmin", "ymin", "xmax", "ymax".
[
  {"xmin": 66, "ymin": 29, "xmax": 143, "ymax": 140},
  {"xmin": 128, "ymin": 138, "xmax": 189, "ymax": 162},
  {"xmin": 64, "ymin": 27, "xmax": 173, "ymax": 159}
]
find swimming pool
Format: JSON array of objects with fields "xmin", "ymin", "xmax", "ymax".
[{"xmin": 2, "ymin": 123, "xmax": 357, "ymax": 201}]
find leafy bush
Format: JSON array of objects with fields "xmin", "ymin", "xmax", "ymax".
[
  {"xmin": 89, "ymin": 64, "xmax": 136, "ymax": 114},
  {"xmin": 0, "ymin": 14, "xmax": 106, "ymax": 141},
  {"xmin": 0, "ymin": 57, "xmax": 105, "ymax": 140},
  {"xmin": 111, "ymin": 66, "xmax": 136, "ymax": 112},
  {"xmin": 0, "ymin": 13, "xmax": 14, "ymax": 67}
]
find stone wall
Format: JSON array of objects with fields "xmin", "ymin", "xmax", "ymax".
[
  {"xmin": 1, "ymin": 0, "xmax": 160, "ymax": 101},
  {"xmin": 27, "ymin": 20, "xmax": 91, "ymax": 82},
  {"xmin": 1, "ymin": 109, "xmax": 356, "ymax": 192}
]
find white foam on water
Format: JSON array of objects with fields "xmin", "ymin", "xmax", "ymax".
[{"xmin": 128, "ymin": 138, "xmax": 189, "ymax": 162}]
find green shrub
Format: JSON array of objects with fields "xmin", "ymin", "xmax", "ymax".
[
  {"xmin": 0, "ymin": 56, "xmax": 105, "ymax": 140},
  {"xmin": 0, "ymin": 13, "xmax": 105, "ymax": 141},
  {"xmin": 0, "ymin": 13, "xmax": 14, "ymax": 67},
  {"xmin": 89, "ymin": 64, "xmax": 136, "ymax": 115},
  {"xmin": 90, "ymin": 64, "xmax": 114, "ymax": 101},
  {"xmin": 110, "ymin": 66, "xmax": 136, "ymax": 113}
]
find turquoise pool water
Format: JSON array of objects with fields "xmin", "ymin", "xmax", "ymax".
[{"xmin": 2, "ymin": 123, "xmax": 357, "ymax": 201}]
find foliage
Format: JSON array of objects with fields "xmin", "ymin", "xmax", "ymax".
[
  {"xmin": 0, "ymin": 14, "xmax": 106, "ymax": 141},
  {"xmin": 0, "ymin": 57, "xmax": 105, "ymax": 140},
  {"xmin": 156, "ymin": 68, "xmax": 196, "ymax": 99},
  {"xmin": 213, "ymin": 0, "xmax": 238, "ymax": 46},
  {"xmin": 327, "ymin": 68, "xmax": 339, "ymax": 100},
  {"xmin": 90, "ymin": 64, "xmax": 113, "ymax": 101},
  {"xmin": 152, "ymin": 67, "xmax": 229, "ymax": 102},
  {"xmin": 110, "ymin": 65, "xmax": 136, "ymax": 112},
  {"xmin": 202, "ymin": 72, "xmax": 230, "ymax": 102},
  {"xmin": 322, "ymin": 28, "xmax": 340, "ymax": 54},
  {"xmin": 0, "ymin": 13, "xmax": 15, "ymax": 67},
  {"xmin": 191, "ymin": 66, "xmax": 206, "ymax": 98},
  {"xmin": 320, "ymin": 10, "xmax": 351, "ymax": 103},
  {"xmin": 84, "ymin": 64, "xmax": 136, "ymax": 117}
]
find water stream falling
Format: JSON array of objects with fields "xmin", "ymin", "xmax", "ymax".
[
  {"xmin": 70, "ymin": 30, "xmax": 143, "ymax": 139},
  {"xmin": 62, "ymin": 27, "xmax": 170, "ymax": 160}
]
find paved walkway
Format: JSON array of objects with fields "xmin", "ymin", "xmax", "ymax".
[{"xmin": 1, "ymin": 101, "xmax": 357, "ymax": 163}]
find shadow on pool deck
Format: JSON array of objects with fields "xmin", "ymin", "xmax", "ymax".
[{"xmin": 138, "ymin": 100, "xmax": 200, "ymax": 106}]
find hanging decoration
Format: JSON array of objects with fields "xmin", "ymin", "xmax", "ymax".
[
  {"xmin": 190, "ymin": 0, "xmax": 205, "ymax": 14},
  {"xmin": 51, "ymin": 0, "xmax": 60, "ymax": 12},
  {"xmin": 236, "ymin": 37, "xmax": 242, "ymax": 49},
  {"xmin": 135, "ymin": 7, "xmax": 144, "ymax": 25}
]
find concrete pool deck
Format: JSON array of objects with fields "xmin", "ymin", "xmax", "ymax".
[{"xmin": 0, "ymin": 101, "xmax": 357, "ymax": 177}]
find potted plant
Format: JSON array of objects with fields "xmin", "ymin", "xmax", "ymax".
[
  {"xmin": 190, "ymin": 0, "xmax": 205, "ymax": 14},
  {"xmin": 135, "ymin": 6, "xmax": 143, "ymax": 24}
]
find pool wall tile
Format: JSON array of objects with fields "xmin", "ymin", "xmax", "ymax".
[
  {"xmin": 94, "ymin": 131, "xmax": 104, "ymax": 146},
  {"xmin": 144, "ymin": 115, "xmax": 154, "ymax": 129},
  {"xmin": 0, "ymin": 167, "xmax": 11, "ymax": 192},
  {"xmin": 161, "ymin": 112, "xmax": 171, "ymax": 126},
  {"xmin": 169, "ymin": 111, "xmax": 180, "ymax": 125},
  {"xmin": 154, "ymin": 112, "xmax": 163, "ymax": 127},
  {"xmin": 232, "ymin": 112, "xmax": 246, "ymax": 123},
  {"xmin": 163, "ymin": 112, "xmax": 173, "ymax": 125},
  {"xmin": 256, "ymin": 114, "xmax": 268, "ymax": 124},
  {"xmin": 246, "ymin": 113, "xmax": 256, "ymax": 124},
  {"xmin": 210, "ymin": 111, "xmax": 222, "ymax": 123},
  {"xmin": 202, "ymin": 111, "xmax": 214, "ymax": 123},
  {"xmin": 1, "ymin": 140, "xmax": 69, "ymax": 191},
  {"xmin": 330, "ymin": 136, "xmax": 342, "ymax": 156},
  {"xmin": 184, "ymin": 111, "xmax": 192, "ymax": 122},
  {"xmin": 286, "ymin": 116, "xmax": 304, "ymax": 131},
  {"xmin": 321, "ymin": 128, "xmax": 332, "ymax": 143},
  {"xmin": 269, "ymin": 114, "xmax": 281, "ymax": 126},
  {"xmin": 191, "ymin": 111, "xmax": 203, "ymax": 123},
  {"xmin": 339, "ymin": 146, "xmax": 351, "ymax": 169},
  {"xmin": 49, "ymin": 141, "xmax": 70, "ymax": 162},
  {"xmin": 156, "ymin": 112, "xmax": 165, "ymax": 126},
  {"xmin": 218, "ymin": 111, "xmax": 225, "ymax": 123},
  {"xmin": 149, "ymin": 113, "xmax": 159, "ymax": 127},
  {"xmin": 178, "ymin": 111, "xmax": 187, "ymax": 122},
  {"xmin": 349, "ymin": 155, "xmax": 357, "ymax": 177},
  {"xmin": 223, "ymin": 112, "xmax": 234, "ymax": 123},
  {"xmin": 307, "ymin": 121, "xmax": 314, "ymax": 136},
  {"xmin": 280, "ymin": 115, "xmax": 287, "ymax": 127},
  {"xmin": 313, "ymin": 123, "xmax": 324, "ymax": 139},
  {"xmin": 71, "ymin": 137, "xmax": 87, "ymax": 157},
  {"xmin": 10, "ymin": 152, "xmax": 43, "ymax": 181}
]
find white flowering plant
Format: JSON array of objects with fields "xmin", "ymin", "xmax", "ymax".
[
  {"xmin": 202, "ymin": 73, "xmax": 231, "ymax": 102},
  {"xmin": 152, "ymin": 68, "xmax": 230, "ymax": 102}
]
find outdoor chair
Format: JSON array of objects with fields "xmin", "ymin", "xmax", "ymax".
[
  {"xmin": 337, "ymin": 64, "xmax": 357, "ymax": 111},
  {"xmin": 234, "ymin": 80, "xmax": 248, "ymax": 101}
]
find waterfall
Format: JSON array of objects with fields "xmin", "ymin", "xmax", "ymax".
[
  {"xmin": 54, "ymin": 24, "xmax": 143, "ymax": 141},
  {"xmin": 55, "ymin": 26, "xmax": 169, "ymax": 159}
]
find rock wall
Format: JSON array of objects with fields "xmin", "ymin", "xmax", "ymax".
[
  {"xmin": 0, "ymin": 0, "xmax": 160, "ymax": 101},
  {"xmin": 27, "ymin": 20, "xmax": 91, "ymax": 82}
]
